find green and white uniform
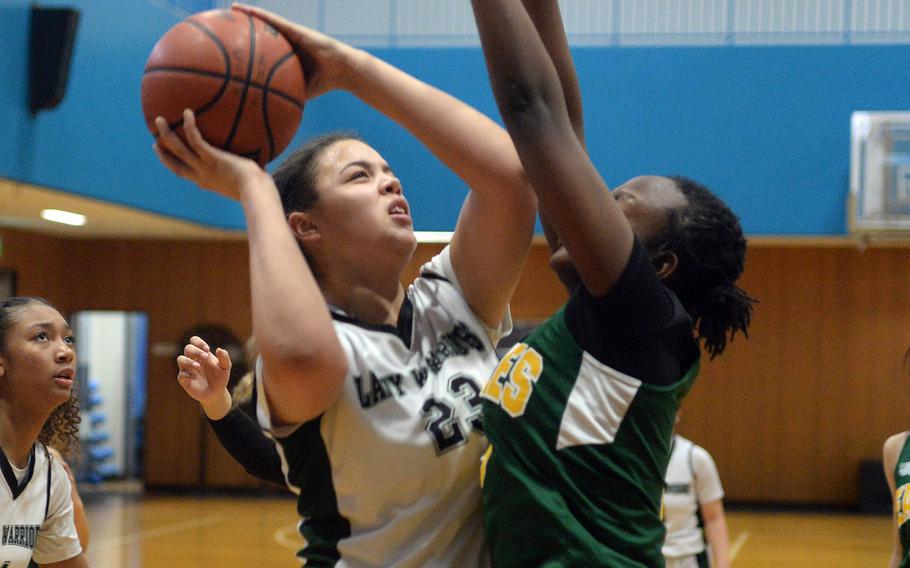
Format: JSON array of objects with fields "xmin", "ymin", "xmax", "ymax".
[
  {"xmin": 481, "ymin": 239, "xmax": 699, "ymax": 567},
  {"xmin": 257, "ymin": 246, "xmax": 509, "ymax": 567},
  {"xmin": 893, "ymin": 434, "xmax": 910, "ymax": 568}
]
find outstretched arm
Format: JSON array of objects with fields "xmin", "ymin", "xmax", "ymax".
[
  {"xmin": 521, "ymin": 0, "xmax": 584, "ymax": 145},
  {"xmin": 471, "ymin": 0, "xmax": 634, "ymax": 296},
  {"xmin": 235, "ymin": 3, "xmax": 535, "ymax": 329},
  {"xmin": 520, "ymin": 0, "xmax": 584, "ymax": 253},
  {"xmin": 176, "ymin": 337, "xmax": 285, "ymax": 485},
  {"xmin": 208, "ymin": 408, "xmax": 285, "ymax": 486},
  {"xmin": 155, "ymin": 112, "xmax": 347, "ymax": 426}
]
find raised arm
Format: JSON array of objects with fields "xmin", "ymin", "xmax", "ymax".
[
  {"xmin": 235, "ymin": 3, "xmax": 535, "ymax": 328},
  {"xmin": 155, "ymin": 112, "xmax": 347, "ymax": 426},
  {"xmin": 520, "ymin": 0, "xmax": 584, "ymax": 253},
  {"xmin": 176, "ymin": 337, "xmax": 285, "ymax": 485},
  {"xmin": 471, "ymin": 0, "xmax": 634, "ymax": 296},
  {"xmin": 521, "ymin": 0, "xmax": 584, "ymax": 146},
  {"xmin": 208, "ymin": 407, "xmax": 285, "ymax": 486}
]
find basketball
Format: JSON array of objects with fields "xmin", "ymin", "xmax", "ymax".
[{"xmin": 141, "ymin": 8, "xmax": 305, "ymax": 166}]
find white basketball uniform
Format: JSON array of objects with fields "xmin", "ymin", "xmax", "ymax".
[
  {"xmin": 257, "ymin": 246, "xmax": 509, "ymax": 567},
  {"xmin": 1, "ymin": 443, "xmax": 82, "ymax": 568},
  {"xmin": 662, "ymin": 435, "xmax": 724, "ymax": 568}
]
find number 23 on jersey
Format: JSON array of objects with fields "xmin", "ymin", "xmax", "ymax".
[{"xmin": 482, "ymin": 343, "xmax": 543, "ymax": 417}]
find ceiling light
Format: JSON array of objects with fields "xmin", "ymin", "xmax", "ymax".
[{"xmin": 40, "ymin": 209, "xmax": 86, "ymax": 226}]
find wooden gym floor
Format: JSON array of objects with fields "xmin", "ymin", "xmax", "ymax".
[{"xmin": 81, "ymin": 491, "xmax": 892, "ymax": 567}]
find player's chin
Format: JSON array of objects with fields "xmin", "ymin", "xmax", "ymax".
[
  {"xmin": 383, "ymin": 227, "xmax": 417, "ymax": 257},
  {"xmin": 47, "ymin": 386, "xmax": 74, "ymax": 409}
]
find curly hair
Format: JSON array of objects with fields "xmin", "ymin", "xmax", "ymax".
[
  {"xmin": 39, "ymin": 393, "xmax": 81, "ymax": 458},
  {"xmin": 0, "ymin": 296, "xmax": 81, "ymax": 456}
]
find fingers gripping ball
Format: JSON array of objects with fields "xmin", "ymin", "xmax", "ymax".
[{"xmin": 141, "ymin": 8, "xmax": 305, "ymax": 166}]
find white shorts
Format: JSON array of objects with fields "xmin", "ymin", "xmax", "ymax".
[{"xmin": 665, "ymin": 553, "xmax": 709, "ymax": 568}]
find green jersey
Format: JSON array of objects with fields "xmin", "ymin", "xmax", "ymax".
[
  {"xmin": 481, "ymin": 240, "xmax": 699, "ymax": 567},
  {"xmin": 894, "ymin": 435, "xmax": 910, "ymax": 568}
]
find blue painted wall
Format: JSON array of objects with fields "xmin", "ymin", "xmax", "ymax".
[
  {"xmin": 0, "ymin": 1, "xmax": 35, "ymax": 182},
  {"xmin": 1, "ymin": 1, "xmax": 908, "ymax": 234}
]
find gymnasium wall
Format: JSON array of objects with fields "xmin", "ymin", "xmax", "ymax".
[
  {"xmin": 2, "ymin": 226, "xmax": 908, "ymax": 505},
  {"xmin": 1, "ymin": 0, "xmax": 910, "ymax": 234},
  {"xmin": 0, "ymin": 1, "xmax": 34, "ymax": 182},
  {"xmin": 2, "ymin": 0, "xmax": 909, "ymax": 507}
]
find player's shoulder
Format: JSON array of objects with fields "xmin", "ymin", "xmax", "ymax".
[
  {"xmin": 884, "ymin": 431, "xmax": 910, "ymax": 462},
  {"xmin": 673, "ymin": 434, "xmax": 694, "ymax": 452},
  {"xmin": 409, "ymin": 246, "xmax": 477, "ymax": 319},
  {"xmin": 413, "ymin": 245, "xmax": 459, "ymax": 292},
  {"xmin": 690, "ymin": 443, "xmax": 717, "ymax": 471}
]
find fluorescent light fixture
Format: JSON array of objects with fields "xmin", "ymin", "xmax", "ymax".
[{"xmin": 40, "ymin": 209, "xmax": 86, "ymax": 226}]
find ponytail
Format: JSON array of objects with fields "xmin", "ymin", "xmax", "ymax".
[{"xmin": 690, "ymin": 282, "xmax": 756, "ymax": 359}]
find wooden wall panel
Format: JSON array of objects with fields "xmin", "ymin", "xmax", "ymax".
[
  {"xmin": 3, "ymin": 226, "xmax": 910, "ymax": 504},
  {"xmin": 677, "ymin": 245, "xmax": 910, "ymax": 505},
  {"xmin": 0, "ymin": 229, "xmax": 253, "ymax": 487}
]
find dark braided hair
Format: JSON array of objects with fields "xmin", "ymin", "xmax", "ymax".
[
  {"xmin": 0, "ymin": 296, "xmax": 81, "ymax": 456},
  {"xmin": 650, "ymin": 176, "xmax": 756, "ymax": 359}
]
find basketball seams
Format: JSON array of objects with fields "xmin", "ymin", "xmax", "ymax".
[
  {"xmin": 143, "ymin": 68, "xmax": 304, "ymax": 109},
  {"xmin": 223, "ymin": 13, "xmax": 258, "ymax": 153},
  {"xmin": 142, "ymin": 9, "xmax": 304, "ymax": 166},
  {"xmin": 182, "ymin": 18, "xmax": 232, "ymax": 128},
  {"xmin": 261, "ymin": 52, "xmax": 296, "ymax": 161}
]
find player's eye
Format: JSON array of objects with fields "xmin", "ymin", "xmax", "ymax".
[{"xmin": 34, "ymin": 331, "xmax": 49, "ymax": 341}]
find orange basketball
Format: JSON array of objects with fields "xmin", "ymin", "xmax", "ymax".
[{"xmin": 141, "ymin": 8, "xmax": 305, "ymax": 166}]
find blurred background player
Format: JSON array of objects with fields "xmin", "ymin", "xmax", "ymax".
[
  {"xmin": 883, "ymin": 346, "xmax": 910, "ymax": 568},
  {"xmin": 663, "ymin": 419, "xmax": 731, "ymax": 568},
  {"xmin": 0, "ymin": 297, "xmax": 88, "ymax": 568}
]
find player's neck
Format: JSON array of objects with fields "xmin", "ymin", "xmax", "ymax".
[
  {"xmin": 321, "ymin": 261, "xmax": 406, "ymax": 326},
  {"xmin": 325, "ymin": 283, "xmax": 406, "ymax": 327},
  {"xmin": 0, "ymin": 404, "xmax": 42, "ymax": 468}
]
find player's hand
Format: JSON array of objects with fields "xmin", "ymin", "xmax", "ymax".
[
  {"xmin": 176, "ymin": 335, "xmax": 233, "ymax": 419},
  {"xmin": 153, "ymin": 109, "xmax": 272, "ymax": 200},
  {"xmin": 232, "ymin": 3, "xmax": 359, "ymax": 99}
]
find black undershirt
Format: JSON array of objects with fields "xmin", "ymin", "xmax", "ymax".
[
  {"xmin": 564, "ymin": 238, "xmax": 699, "ymax": 386},
  {"xmin": 208, "ymin": 408, "xmax": 284, "ymax": 486}
]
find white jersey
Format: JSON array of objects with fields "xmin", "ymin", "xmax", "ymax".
[
  {"xmin": 1, "ymin": 443, "xmax": 82, "ymax": 568},
  {"xmin": 257, "ymin": 246, "xmax": 510, "ymax": 567},
  {"xmin": 662, "ymin": 435, "xmax": 724, "ymax": 560}
]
